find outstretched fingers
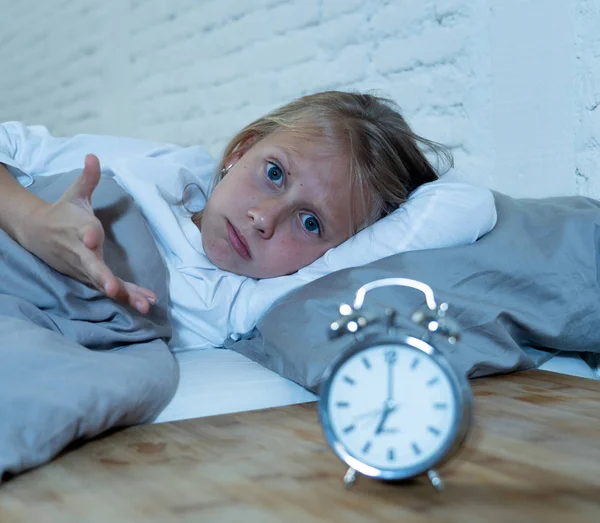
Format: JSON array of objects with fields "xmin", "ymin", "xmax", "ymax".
[
  {"xmin": 117, "ymin": 280, "xmax": 158, "ymax": 314},
  {"xmin": 80, "ymin": 248, "xmax": 120, "ymax": 297},
  {"xmin": 79, "ymin": 154, "xmax": 102, "ymax": 201},
  {"xmin": 62, "ymin": 154, "xmax": 102, "ymax": 205},
  {"xmin": 83, "ymin": 252, "xmax": 157, "ymax": 314},
  {"xmin": 81, "ymin": 225, "xmax": 101, "ymax": 251}
]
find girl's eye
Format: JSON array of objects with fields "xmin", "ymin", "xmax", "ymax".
[
  {"xmin": 266, "ymin": 162, "xmax": 284, "ymax": 186},
  {"xmin": 300, "ymin": 213, "xmax": 321, "ymax": 235}
]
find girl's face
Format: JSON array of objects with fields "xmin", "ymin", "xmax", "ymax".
[{"xmin": 199, "ymin": 131, "xmax": 364, "ymax": 279}]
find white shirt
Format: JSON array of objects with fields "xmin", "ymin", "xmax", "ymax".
[{"xmin": 0, "ymin": 122, "xmax": 497, "ymax": 351}]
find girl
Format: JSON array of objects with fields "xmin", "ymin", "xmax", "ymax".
[{"xmin": 0, "ymin": 91, "xmax": 496, "ymax": 350}]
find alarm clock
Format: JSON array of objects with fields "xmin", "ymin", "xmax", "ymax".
[{"xmin": 318, "ymin": 278, "xmax": 473, "ymax": 491}]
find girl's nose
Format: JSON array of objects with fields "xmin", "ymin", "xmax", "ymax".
[{"xmin": 248, "ymin": 198, "xmax": 284, "ymax": 239}]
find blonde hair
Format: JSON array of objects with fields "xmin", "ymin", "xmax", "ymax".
[{"xmin": 199, "ymin": 91, "xmax": 452, "ymax": 231}]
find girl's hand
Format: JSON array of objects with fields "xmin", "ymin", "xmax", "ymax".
[{"xmin": 19, "ymin": 154, "xmax": 157, "ymax": 314}]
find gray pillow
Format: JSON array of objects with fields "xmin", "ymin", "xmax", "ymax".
[
  {"xmin": 229, "ymin": 192, "xmax": 600, "ymax": 393},
  {"xmin": 0, "ymin": 171, "xmax": 177, "ymax": 479}
]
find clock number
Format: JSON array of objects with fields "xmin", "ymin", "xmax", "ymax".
[
  {"xmin": 387, "ymin": 448, "xmax": 396, "ymax": 461},
  {"xmin": 385, "ymin": 349, "xmax": 397, "ymax": 365},
  {"xmin": 428, "ymin": 426, "xmax": 441, "ymax": 437},
  {"xmin": 411, "ymin": 442, "xmax": 422, "ymax": 456},
  {"xmin": 362, "ymin": 441, "xmax": 372, "ymax": 454},
  {"xmin": 361, "ymin": 357, "xmax": 371, "ymax": 370},
  {"xmin": 336, "ymin": 401, "xmax": 350, "ymax": 408},
  {"xmin": 343, "ymin": 375, "xmax": 356, "ymax": 386},
  {"xmin": 427, "ymin": 376, "xmax": 440, "ymax": 387},
  {"xmin": 343, "ymin": 424, "xmax": 356, "ymax": 434}
]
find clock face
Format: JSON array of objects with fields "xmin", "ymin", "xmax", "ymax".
[{"xmin": 323, "ymin": 342, "xmax": 459, "ymax": 476}]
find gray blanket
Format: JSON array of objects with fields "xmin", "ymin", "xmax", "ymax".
[{"xmin": 0, "ymin": 171, "xmax": 178, "ymax": 480}]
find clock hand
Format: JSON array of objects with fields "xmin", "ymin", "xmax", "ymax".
[
  {"xmin": 374, "ymin": 405, "xmax": 398, "ymax": 435},
  {"xmin": 386, "ymin": 351, "xmax": 394, "ymax": 402},
  {"xmin": 388, "ymin": 356, "xmax": 394, "ymax": 402},
  {"xmin": 375, "ymin": 406, "xmax": 392, "ymax": 435},
  {"xmin": 374, "ymin": 409, "xmax": 388, "ymax": 435},
  {"xmin": 353, "ymin": 408, "xmax": 384, "ymax": 421}
]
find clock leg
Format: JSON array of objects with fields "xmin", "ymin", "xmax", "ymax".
[
  {"xmin": 427, "ymin": 469, "xmax": 444, "ymax": 492},
  {"xmin": 343, "ymin": 467, "xmax": 357, "ymax": 488}
]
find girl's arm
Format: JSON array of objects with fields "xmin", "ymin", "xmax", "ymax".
[{"xmin": 0, "ymin": 162, "xmax": 47, "ymax": 244}]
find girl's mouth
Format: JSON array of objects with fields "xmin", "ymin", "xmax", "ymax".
[{"xmin": 226, "ymin": 220, "xmax": 251, "ymax": 260}]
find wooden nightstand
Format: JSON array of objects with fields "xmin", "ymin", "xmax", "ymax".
[{"xmin": 1, "ymin": 371, "xmax": 599, "ymax": 522}]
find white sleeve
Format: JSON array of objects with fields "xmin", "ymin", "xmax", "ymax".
[{"xmin": 0, "ymin": 121, "xmax": 182, "ymax": 187}]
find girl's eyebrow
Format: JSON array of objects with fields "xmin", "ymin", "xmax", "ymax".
[{"xmin": 273, "ymin": 145, "xmax": 296, "ymax": 176}]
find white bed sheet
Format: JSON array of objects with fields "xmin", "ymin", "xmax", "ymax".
[
  {"xmin": 538, "ymin": 351, "xmax": 599, "ymax": 380},
  {"xmin": 153, "ymin": 349, "xmax": 317, "ymax": 424},
  {"xmin": 153, "ymin": 350, "xmax": 598, "ymax": 425}
]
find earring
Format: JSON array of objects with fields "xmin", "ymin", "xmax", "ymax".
[{"xmin": 221, "ymin": 164, "xmax": 234, "ymax": 175}]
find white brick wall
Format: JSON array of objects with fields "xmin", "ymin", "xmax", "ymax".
[
  {"xmin": 0, "ymin": 0, "xmax": 598, "ymax": 198},
  {"xmin": 576, "ymin": 0, "xmax": 600, "ymax": 197}
]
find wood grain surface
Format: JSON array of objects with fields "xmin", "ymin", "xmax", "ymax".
[{"xmin": 0, "ymin": 370, "xmax": 599, "ymax": 523}]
